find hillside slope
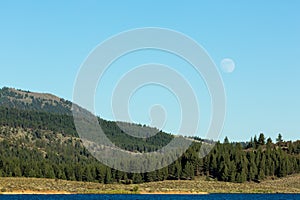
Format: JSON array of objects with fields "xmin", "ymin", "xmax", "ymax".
[
  {"xmin": 0, "ymin": 87, "xmax": 299, "ymax": 185},
  {"xmin": 0, "ymin": 87, "xmax": 72, "ymax": 115}
]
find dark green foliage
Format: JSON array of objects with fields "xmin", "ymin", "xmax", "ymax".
[
  {"xmin": 258, "ymin": 133, "xmax": 265, "ymax": 146},
  {"xmin": 132, "ymin": 173, "xmax": 143, "ymax": 184},
  {"xmin": 0, "ymin": 87, "xmax": 72, "ymax": 115},
  {"xmin": 253, "ymin": 135, "xmax": 258, "ymax": 149},
  {"xmin": 132, "ymin": 185, "xmax": 139, "ymax": 192},
  {"xmin": 207, "ymin": 139, "xmax": 300, "ymax": 183},
  {"xmin": 277, "ymin": 133, "xmax": 283, "ymax": 144},
  {"xmin": 0, "ymin": 107, "xmax": 173, "ymax": 152},
  {"xmin": 0, "ymin": 107, "xmax": 77, "ymax": 137},
  {"xmin": 0, "ymin": 87, "xmax": 299, "ymax": 184},
  {"xmin": 182, "ymin": 161, "xmax": 194, "ymax": 180}
]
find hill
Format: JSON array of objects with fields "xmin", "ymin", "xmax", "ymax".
[
  {"xmin": 0, "ymin": 87, "xmax": 72, "ymax": 115},
  {"xmin": 0, "ymin": 87, "xmax": 299, "ymax": 186}
]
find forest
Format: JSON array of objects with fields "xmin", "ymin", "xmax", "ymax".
[{"xmin": 0, "ymin": 87, "xmax": 299, "ymax": 184}]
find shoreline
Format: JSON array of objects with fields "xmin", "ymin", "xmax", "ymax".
[
  {"xmin": 139, "ymin": 191, "xmax": 209, "ymax": 195},
  {"xmin": 1, "ymin": 190, "xmax": 72, "ymax": 195},
  {"xmin": 1, "ymin": 190, "xmax": 209, "ymax": 195},
  {"xmin": 0, "ymin": 175, "xmax": 299, "ymax": 195}
]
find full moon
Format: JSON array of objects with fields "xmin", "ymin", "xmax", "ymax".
[{"xmin": 220, "ymin": 58, "xmax": 235, "ymax": 73}]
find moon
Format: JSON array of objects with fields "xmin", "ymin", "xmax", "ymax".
[{"xmin": 220, "ymin": 58, "xmax": 235, "ymax": 73}]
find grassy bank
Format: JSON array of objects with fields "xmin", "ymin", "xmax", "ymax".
[{"xmin": 0, "ymin": 174, "xmax": 299, "ymax": 194}]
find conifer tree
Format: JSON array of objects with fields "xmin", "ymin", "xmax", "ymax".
[{"xmin": 258, "ymin": 133, "xmax": 265, "ymax": 146}]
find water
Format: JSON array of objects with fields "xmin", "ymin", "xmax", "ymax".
[{"xmin": 0, "ymin": 194, "xmax": 299, "ymax": 200}]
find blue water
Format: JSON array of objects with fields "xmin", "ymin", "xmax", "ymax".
[{"xmin": 0, "ymin": 194, "xmax": 299, "ymax": 200}]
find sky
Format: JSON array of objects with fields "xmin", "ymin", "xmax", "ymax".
[{"xmin": 0, "ymin": 1, "xmax": 299, "ymax": 142}]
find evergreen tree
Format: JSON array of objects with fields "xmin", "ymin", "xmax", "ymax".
[
  {"xmin": 132, "ymin": 173, "xmax": 143, "ymax": 184},
  {"xmin": 224, "ymin": 136, "xmax": 229, "ymax": 144},
  {"xmin": 258, "ymin": 133, "xmax": 265, "ymax": 146},
  {"xmin": 258, "ymin": 154, "xmax": 266, "ymax": 180},
  {"xmin": 145, "ymin": 171, "xmax": 157, "ymax": 182},
  {"xmin": 247, "ymin": 137, "xmax": 254, "ymax": 148},
  {"xmin": 82, "ymin": 166, "xmax": 93, "ymax": 182},
  {"xmin": 0, "ymin": 102, "xmax": 299, "ymax": 185},
  {"xmin": 174, "ymin": 160, "xmax": 182, "ymax": 180},
  {"xmin": 182, "ymin": 161, "xmax": 194, "ymax": 180},
  {"xmin": 220, "ymin": 162, "xmax": 229, "ymax": 181},
  {"xmin": 276, "ymin": 133, "xmax": 283, "ymax": 144},
  {"xmin": 228, "ymin": 161, "xmax": 236, "ymax": 182},
  {"xmin": 104, "ymin": 168, "xmax": 112, "ymax": 184},
  {"xmin": 253, "ymin": 135, "xmax": 258, "ymax": 149}
]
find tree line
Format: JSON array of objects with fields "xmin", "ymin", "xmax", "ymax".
[{"xmin": 0, "ymin": 105, "xmax": 299, "ymax": 184}]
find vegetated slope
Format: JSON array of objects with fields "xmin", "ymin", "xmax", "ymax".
[
  {"xmin": 0, "ymin": 87, "xmax": 72, "ymax": 115},
  {"xmin": 0, "ymin": 87, "xmax": 299, "ymax": 185},
  {"xmin": 0, "ymin": 87, "xmax": 174, "ymax": 151}
]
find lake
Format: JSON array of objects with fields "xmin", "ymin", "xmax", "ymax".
[{"xmin": 0, "ymin": 194, "xmax": 299, "ymax": 200}]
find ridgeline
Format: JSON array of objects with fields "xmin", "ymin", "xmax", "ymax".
[{"xmin": 0, "ymin": 87, "xmax": 299, "ymax": 186}]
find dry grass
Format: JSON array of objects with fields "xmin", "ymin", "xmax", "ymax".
[
  {"xmin": 0, "ymin": 177, "xmax": 136, "ymax": 194},
  {"xmin": 139, "ymin": 174, "xmax": 300, "ymax": 194},
  {"xmin": 10, "ymin": 88, "xmax": 61, "ymax": 102},
  {"xmin": 0, "ymin": 174, "xmax": 299, "ymax": 194}
]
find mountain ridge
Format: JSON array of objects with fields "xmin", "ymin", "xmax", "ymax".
[
  {"xmin": 0, "ymin": 86, "xmax": 299, "ymax": 185},
  {"xmin": 0, "ymin": 87, "xmax": 72, "ymax": 115}
]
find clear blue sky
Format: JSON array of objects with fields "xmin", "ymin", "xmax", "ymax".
[{"xmin": 0, "ymin": 1, "xmax": 299, "ymax": 141}]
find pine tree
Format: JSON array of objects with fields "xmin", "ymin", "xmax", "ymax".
[
  {"xmin": 132, "ymin": 173, "xmax": 143, "ymax": 184},
  {"xmin": 182, "ymin": 161, "xmax": 194, "ymax": 180},
  {"xmin": 115, "ymin": 170, "xmax": 125, "ymax": 183},
  {"xmin": 253, "ymin": 135, "xmax": 258, "ymax": 149},
  {"xmin": 96, "ymin": 166, "xmax": 106, "ymax": 183},
  {"xmin": 174, "ymin": 160, "xmax": 182, "ymax": 180},
  {"xmin": 146, "ymin": 171, "xmax": 157, "ymax": 182},
  {"xmin": 224, "ymin": 136, "xmax": 229, "ymax": 144},
  {"xmin": 209, "ymin": 154, "xmax": 217, "ymax": 177},
  {"xmin": 13, "ymin": 166, "xmax": 22, "ymax": 177},
  {"xmin": 104, "ymin": 168, "xmax": 112, "ymax": 184},
  {"xmin": 247, "ymin": 137, "xmax": 254, "ymax": 148},
  {"xmin": 44, "ymin": 165, "xmax": 55, "ymax": 179},
  {"xmin": 257, "ymin": 154, "xmax": 266, "ymax": 180},
  {"xmin": 82, "ymin": 166, "xmax": 93, "ymax": 182},
  {"xmin": 258, "ymin": 133, "xmax": 265, "ymax": 146},
  {"xmin": 267, "ymin": 137, "xmax": 272, "ymax": 145},
  {"xmin": 247, "ymin": 152, "xmax": 258, "ymax": 181},
  {"xmin": 220, "ymin": 163, "xmax": 229, "ymax": 181},
  {"xmin": 276, "ymin": 133, "xmax": 283, "ymax": 144},
  {"xmin": 228, "ymin": 161, "xmax": 236, "ymax": 182}
]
